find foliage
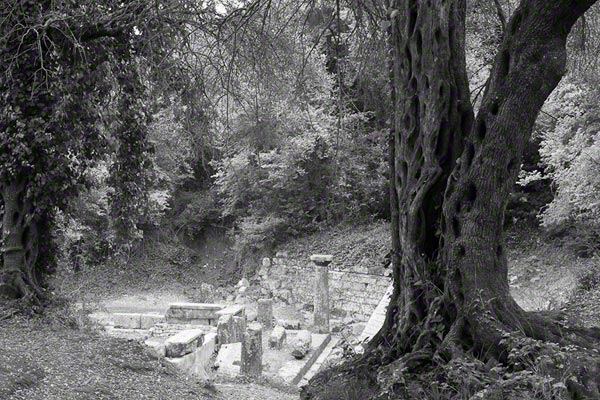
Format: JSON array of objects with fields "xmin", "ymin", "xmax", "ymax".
[
  {"xmin": 201, "ymin": 2, "xmax": 389, "ymax": 255},
  {"xmin": 576, "ymin": 255, "xmax": 600, "ymax": 291},
  {"xmin": 214, "ymin": 103, "xmax": 387, "ymax": 254},
  {"xmin": 372, "ymin": 333, "xmax": 577, "ymax": 400},
  {"xmin": 0, "ymin": 0, "xmax": 215, "ymax": 297},
  {"xmin": 316, "ymin": 378, "xmax": 379, "ymax": 400},
  {"xmin": 538, "ymin": 80, "xmax": 600, "ymax": 230}
]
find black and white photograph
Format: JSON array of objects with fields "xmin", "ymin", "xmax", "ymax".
[{"xmin": 1, "ymin": 1, "xmax": 600, "ymax": 399}]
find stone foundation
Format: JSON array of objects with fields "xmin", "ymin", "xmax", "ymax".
[{"xmin": 259, "ymin": 256, "xmax": 391, "ymax": 321}]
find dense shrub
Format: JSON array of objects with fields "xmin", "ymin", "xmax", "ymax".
[
  {"xmin": 503, "ymin": 78, "xmax": 600, "ymax": 255},
  {"xmin": 538, "ymin": 80, "xmax": 600, "ymax": 230},
  {"xmin": 213, "ymin": 104, "xmax": 388, "ymax": 255}
]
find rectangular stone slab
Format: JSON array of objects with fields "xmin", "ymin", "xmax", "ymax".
[
  {"xmin": 165, "ymin": 329, "xmax": 204, "ymax": 358},
  {"xmin": 215, "ymin": 342, "xmax": 242, "ymax": 377},
  {"xmin": 163, "ymin": 332, "xmax": 217, "ymax": 379},
  {"xmin": 215, "ymin": 305, "xmax": 245, "ymax": 317},
  {"xmin": 166, "ymin": 303, "xmax": 225, "ymax": 320},
  {"xmin": 309, "ymin": 254, "xmax": 333, "ymax": 264},
  {"xmin": 298, "ymin": 337, "xmax": 340, "ymax": 388},
  {"xmin": 268, "ymin": 326, "xmax": 287, "ymax": 349}
]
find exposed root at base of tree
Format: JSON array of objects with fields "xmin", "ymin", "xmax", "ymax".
[
  {"xmin": 0, "ymin": 275, "xmax": 46, "ymax": 315},
  {"xmin": 302, "ymin": 312, "xmax": 600, "ymax": 400}
]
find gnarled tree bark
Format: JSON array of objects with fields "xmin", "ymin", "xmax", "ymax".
[
  {"xmin": 304, "ymin": 0, "xmax": 600, "ymax": 398},
  {"xmin": 0, "ymin": 180, "xmax": 44, "ymax": 305}
]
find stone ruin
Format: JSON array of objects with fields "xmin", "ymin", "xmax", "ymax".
[{"xmin": 92, "ymin": 253, "xmax": 393, "ymax": 389}]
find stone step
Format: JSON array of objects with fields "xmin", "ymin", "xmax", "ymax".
[
  {"xmin": 277, "ymin": 333, "xmax": 331, "ymax": 385},
  {"xmin": 359, "ymin": 283, "xmax": 393, "ymax": 343},
  {"xmin": 165, "ymin": 329, "xmax": 205, "ymax": 358},
  {"xmin": 298, "ymin": 336, "xmax": 340, "ymax": 388}
]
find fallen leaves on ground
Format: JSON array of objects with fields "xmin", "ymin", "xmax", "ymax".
[{"xmin": 0, "ymin": 316, "xmax": 295, "ymax": 400}]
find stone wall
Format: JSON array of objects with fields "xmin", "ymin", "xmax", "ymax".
[{"xmin": 259, "ymin": 255, "xmax": 391, "ymax": 321}]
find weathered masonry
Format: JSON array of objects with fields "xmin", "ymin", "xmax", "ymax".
[{"xmin": 259, "ymin": 254, "xmax": 391, "ymax": 321}]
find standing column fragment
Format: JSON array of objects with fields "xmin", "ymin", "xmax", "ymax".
[
  {"xmin": 241, "ymin": 322, "xmax": 263, "ymax": 377},
  {"xmin": 311, "ymin": 254, "xmax": 332, "ymax": 334}
]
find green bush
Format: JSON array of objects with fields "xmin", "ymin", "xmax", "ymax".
[
  {"xmin": 537, "ymin": 79, "xmax": 600, "ymax": 250},
  {"xmin": 214, "ymin": 123, "xmax": 387, "ymax": 255},
  {"xmin": 576, "ymin": 256, "xmax": 600, "ymax": 291},
  {"xmin": 171, "ymin": 189, "xmax": 220, "ymax": 236}
]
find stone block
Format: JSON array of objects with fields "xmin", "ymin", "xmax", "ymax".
[
  {"xmin": 310, "ymin": 254, "xmax": 333, "ymax": 265},
  {"xmin": 198, "ymin": 332, "xmax": 217, "ymax": 367},
  {"xmin": 144, "ymin": 337, "xmax": 166, "ymax": 359},
  {"xmin": 291, "ymin": 330, "xmax": 312, "ymax": 359},
  {"xmin": 165, "ymin": 329, "xmax": 204, "ymax": 358},
  {"xmin": 215, "ymin": 304, "xmax": 245, "ymax": 318},
  {"xmin": 262, "ymin": 257, "xmax": 271, "ymax": 267},
  {"xmin": 163, "ymin": 333, "xmax": 216, "ymax": 379},
  {"xmin": 217, "ymin": 314, "xmax": 233, "ymax": 345},
  {"xmin": 267, "ymin": 279, "xmax": 281, "ymax": 291},
  {"xmin": 241, "ymin": 322, "xmax": 262, "ymax": 377},
  {"xmin": 277, "ymin": 319, "xmax": 302, "ymax": 330},
  {"xmin": 273, "ymin": 289, "xmax": 292, "ymax": 303},
  {"xmin": 233, "ymin": 316, "xmax": 247, "ymax": 333},
  {"xmin": 268, "ymin": 326, "xmax": 287, "ymax": 349},
  {"xmin": 217, "ymin": 314, "xmax": 246, "ymax": 345},
  {"xmin": 166, "ymin": 303, "xmax": 224, "ymax": 325},
  {"xmin": 236, "ymin": 277, "xmax": 249, "ymax": 288},
  {"xmin": 246, "ymin": 308, "xmax": 257, "ymax": 322},
  {"xmin": 140, "ymin": 313, "xmax": 164, "ymax": 329},
  {"xmin": 113, "ymin": 313, "xmax": 141, "ymax": 329},
  {"xmin": 149, "ymin": 322, "xmax": 211, "ymax": 338},
  {"xmin": 257, "ymin": 298, "xmax": 273, "ymax": 329}
]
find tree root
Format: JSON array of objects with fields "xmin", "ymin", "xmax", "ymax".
[
  {"xmin": 0, "ymin": 272, "xmax": 44, "ymax": 310},
  {"xmin": 304, "ymin": 302, "xmax": 600, "ymax": 400}
]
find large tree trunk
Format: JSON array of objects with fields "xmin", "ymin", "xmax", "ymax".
[
  {"xmin": 304, "ymin": 0, "xmax": 600, "ymax": 398},
  {"xmin": 0, "ymin": 180, "xmax": 43, "ymax": 304}
]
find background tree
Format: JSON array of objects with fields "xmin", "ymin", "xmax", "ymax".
[
  {"xmin": 0, "ymin": 0, "xmax": 203, "ymax": 304},
  {"xmin": 183, "ymin": 0, "xmax": 390, "ymax": 255}
]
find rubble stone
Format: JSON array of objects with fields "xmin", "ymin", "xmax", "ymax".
[
  {"xmin": 268, "ymin": 326, "xmax": 287, "ymax": 349},
  {"xmin": 291, "ymin": 330, "xmax": 312, "ymax": 359},
  {"xmin": 241, "ymin": 322, "xmax": 262, "ymax": 377}
]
